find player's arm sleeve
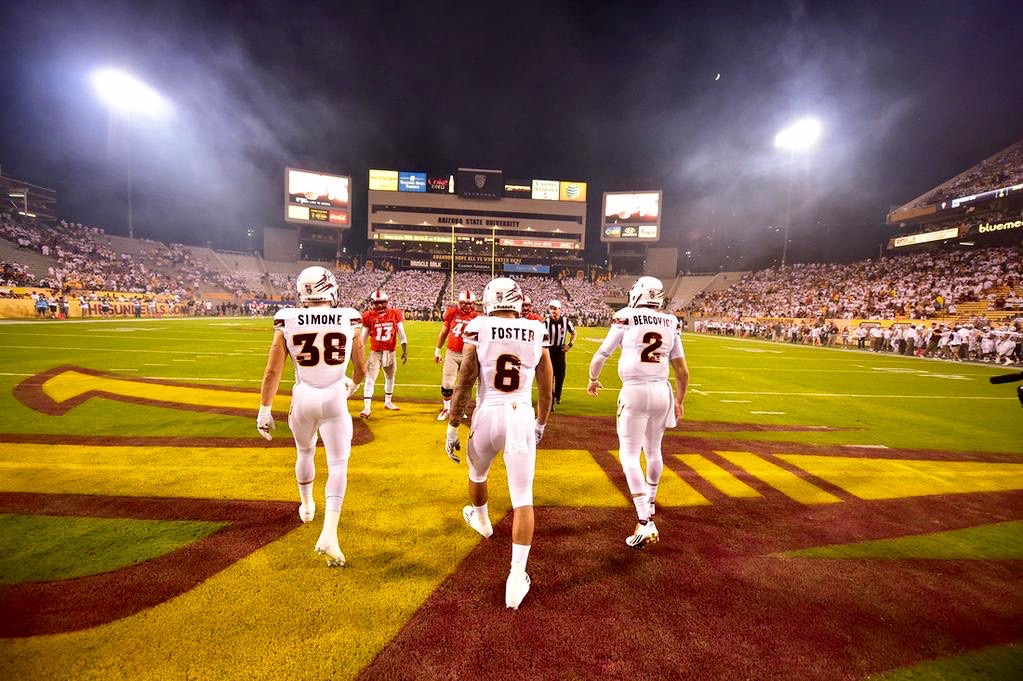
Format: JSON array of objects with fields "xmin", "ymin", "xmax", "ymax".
[
  {"xmin": 668, "ymin": 319, "xmax": 685, "ymax": 359},
  {"xmin": 397, "ymin": 320, "xmax": 408, "ymax": 345},
  {"xmin": 462, "ymin": 317, "xmax": 482, "ymax": 346},
  {"xmin": 589, "ymin": 319, "xmax": 626, "ymax": 379}
]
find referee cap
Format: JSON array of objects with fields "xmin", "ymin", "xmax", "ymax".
[{"xmin": 548, "ymin": 299, "xmax": 562, "ymax": 309}]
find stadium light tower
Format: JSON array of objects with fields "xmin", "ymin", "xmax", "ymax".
[
  {"xmin": 774, "ymin": 117, "xmax": 821, "ymax": 267},
  {"xmin": 91, "ymin": 69, "xmax": 170, "ymax": 239}
]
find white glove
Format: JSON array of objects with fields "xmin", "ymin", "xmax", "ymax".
[
  {"xmin": 433, "ymin": 347, "xmax": 443, "ymax": 364},
  {"xmin": 445, "ymin": 423, "xmax": 461, "ymax": 463},
  {"xmin": 256, "ymin": 405, "xmax": 275, "ymax": 441},
  {"xmin": 535, "ymin": 421, "xmax": 546, "ymax": 445},
  {"xmin": 344, "ymin": 377, "xmax": 361, "ymax": 398}
]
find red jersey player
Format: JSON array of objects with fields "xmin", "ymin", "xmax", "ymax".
[
  {"xmin": 434, "ymin": 289, "xmax": 479, "ymax": 420},
  {"xmin": 522, "ymin": 295, "xmax": 543, "ymax": 321},
  {"xmin": 359, "ymin": 290, "xmax": 407, "ymax": 418}
]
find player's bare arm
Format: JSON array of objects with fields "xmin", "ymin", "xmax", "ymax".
[
  {"xmin": 670, "ymin": 355, "xmax": 690, "ymax": 422},
  {"xmin": 257, "ymin": 331, "xmax": 287, "ymax": 440},
  {"xmin": 448, "ymin": 345, "xmax": 479, "ymax": 428},
  {"xmin": 398, "ymin": 321, "xmax": 409, "ymax": 365},
  {"xmin": 351, "ymin": 332, "xmax": 368, "ymax": 385},
  {"xmin": 535, "ymin": 348, "xmax": 554, "ymax": 424},
  {"xmin": 435, "ymin": 324, "xmax": 450, "ymax": 363}
]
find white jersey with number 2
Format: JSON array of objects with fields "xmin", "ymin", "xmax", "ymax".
[
  {"xmin": 462, "ymin": 315, "xmax": 550, "ymax": 406},
  {"xmin": 595, "ymin": 307, "xmax": 684, "ymax": 385},
  {"xmin": 273, "ymin": 306, "xmax": 362, "ymax": 388}
]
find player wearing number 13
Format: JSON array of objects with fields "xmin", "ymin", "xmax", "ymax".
[
  {"xmin": 587, "ymin": 276, "xmax": 690, "ymax": 550},
  {"xmin": 446, "ymin": 277, "xmax": 553, "ymax": 609},
  {"xmin": 359, "ymin": 290, "xmax": 408, "ymax": 418},
  {"xmin": 257, "ymin": 266, "xmax": 368, "ymax": 567}
]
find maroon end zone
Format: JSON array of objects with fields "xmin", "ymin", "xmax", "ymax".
[{"xmin": 359, "ymin": 491, "xmax": 1023, "ymax": 681}]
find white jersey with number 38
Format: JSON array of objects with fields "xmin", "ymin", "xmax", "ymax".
[
  {"xmin": 462, "ymin": 315, "xmax": 550, "ymax": 406},
  {"xmin": 596, "ymin": 307, "xmax": 684, "ymax": 385},
  {"xmin": 273, "ymin": 306, "xmax": 362, "ymax": 388}
]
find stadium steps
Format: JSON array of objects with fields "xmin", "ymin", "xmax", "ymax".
[
  {"xmin": 667, "ymin": 275, "xmax": 716, "ymax": 310},
  {"xmin": 98, "ymin": 234, "xmax": 168, "ymax": 258},
  {"xmin": 0, "ymin": 237, "xmax": 61, "ymax": 279}
]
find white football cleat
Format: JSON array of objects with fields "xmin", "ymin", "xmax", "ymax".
[
  {"xmin": 505, "ymin": 568, "xmax": 531, "ymax": 609},
  {"xmin": 314, "ymin": 541, "xmax": 346, "ymax": 567},
  {"xmin": 359, "ymin": 408, "xmax": 371, "ymax": 419},
  {"xmin": 462, "ymin": 505, "xmax": 493, "ymax": 538},
  {"xmin": 298, "ymin": 501, "xmax": 315, "ymax": 523},
  {"xmin": 436, "ymin": 408, "xmax": 450, "ymax": 421},
  {"xmin": 626, "ymin": 520, "xmax": 659, "ymax": 550},
  {"xmin": 384, "ymin": 402, "xmax": 400, "ymax": 411}
]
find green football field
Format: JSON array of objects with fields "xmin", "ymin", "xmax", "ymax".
[{"xmin": 0, "ymin": 317, "xmax": 1021, "ymax": 680}]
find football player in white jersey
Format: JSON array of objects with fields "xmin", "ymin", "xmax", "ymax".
[
  {"xmin": 445, "ymin": 277, "xmax": 553, "ymax": 609},
  {"xmin": 257, "ymin": 266, "xmax": 367, "ymax": 567},
  {"xmin": 587, "ymin": 276, "xmax": 690, "ymax": 549}
]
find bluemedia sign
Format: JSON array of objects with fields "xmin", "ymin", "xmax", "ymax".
[
  {"xmin": 398, "ymin": 172, "xmax": 427, "ymax": 192},
  {"xmin": 504, "ymin": 263, "xmax": 551, "ymax": 274}
]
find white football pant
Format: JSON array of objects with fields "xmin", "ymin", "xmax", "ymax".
[
  {"xmin": 616, "ymin": 382, "xmax": 671, "ymax": 497},
  {"xmin": 289, "ymin": 382, "xmax": 352, "ymax": 512},
  {"xmin": 364, "ymin": 351, "xmax": 397, "ymax": 398},
  {"xmin": 467, "ymin": 402, "xmax": 536, "ymax": 508}
]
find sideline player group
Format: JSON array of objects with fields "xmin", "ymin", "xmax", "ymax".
[{"xmin": 258, "ymin": 267, "xmax": 689, "ymax": 609}]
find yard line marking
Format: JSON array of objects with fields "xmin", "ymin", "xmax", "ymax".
[
  {"xmin": 720, "ymin": 399, "xmax": 751, "ymax": 403},
  {"xmin": 142, "ymin": 364, "xmax": 169, "ymax": 367},
  {"xmin": 844, "ymin": 445, "xmax": 890, "ymax": 449},
  {"xmin": 611, "ymin": 451, "xmax": 710, "ymax": 506},
  {"xmin": 716, "ymin": 451, "xmax": 842, "ymax": 505},
  {"xmin": 750, "ymin": 410, "xmax": 785, "ymax": 414},
  {"xmin": 677, "ymin": 454, "xmax": 761, "ymax": 498},
  {"xmin": 171, "ymin": 359, "xmax": 197, "ymax": 362},
  {"xmin": 703, "ymin": 390, "xmax": 1012, "ymax": 400},
  {"xmin": 0, "ymin": 345, "xmax": 262, "ymax": 356},
  {"xmin": 691, "ymin": 388, "xmax": 708, "ymax": 396}
]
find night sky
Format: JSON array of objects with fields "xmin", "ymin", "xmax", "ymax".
[{"xmin": 1, "ymin": 0, "xmax": 1021, "ymax": 270}]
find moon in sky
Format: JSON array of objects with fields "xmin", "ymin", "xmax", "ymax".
[{"xmin": 715, "ymin": 73, "xmax": 721, "ymax": 81}]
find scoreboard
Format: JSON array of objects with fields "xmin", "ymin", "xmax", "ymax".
[{"xmin": 284, "ymin": 168, "xmax": 351, "ymax": 228}]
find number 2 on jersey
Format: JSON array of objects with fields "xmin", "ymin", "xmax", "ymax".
[
  {"xmin": 292, "ymin": 332, "xmax": 347, "ymax": 367},
  {"xmin": 640, "ymin": 331, "xmax": 663, "ymax": 363}
]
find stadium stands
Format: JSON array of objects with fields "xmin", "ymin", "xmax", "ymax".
[{"xmin": 902, "ymin": 139, "xmax": 1023, "ymax": 210}]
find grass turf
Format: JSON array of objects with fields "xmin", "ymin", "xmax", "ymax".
[{"xmin": 0, "ymin": 514, "xmax": 225, "ymax": 584}]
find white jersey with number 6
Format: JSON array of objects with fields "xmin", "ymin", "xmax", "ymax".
[
  {"xmin": 273, "ymin": 306, "xmax": 362, "ymax": 388},
  {"xmin": 595, "ymin": 307, "xmax": 684, "ymax": 385},
  {"xmin": 462, "ymin": 315, "xmax": 550, "ymax": 406}
]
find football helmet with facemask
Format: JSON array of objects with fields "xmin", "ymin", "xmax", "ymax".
[
  {"xmin": 296, "ymin": 266, "xmax": 339, "ymax": 306},
  {"xmin": 457, "ymin": 289, "xmax": 476, "ymax": 313},
  {"xmin": 482, "ymin": 277, "xmax": 523, "ymax": 315},
  {"xmin": 628, "ymin": 276, "xmax": 665, "ymax": 309},
  {"xmin": 371, "ymin": 289, "xmax": 389, "ymax": 312}
]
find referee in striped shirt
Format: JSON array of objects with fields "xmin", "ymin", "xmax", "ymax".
[{"xmin": 545, "ymin": 299, "xmax": 576, "ymax": 412}]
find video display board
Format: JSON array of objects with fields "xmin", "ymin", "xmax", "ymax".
[
  {"xmin": 601, "ymin": 190, "xmax": 662, "ymax": 242},
  {"xmin": 285, "ymin": 168, "xmax": 351, "ymax": 227}
]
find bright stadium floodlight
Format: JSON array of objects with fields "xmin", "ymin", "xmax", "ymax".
[
  {"xmin": 91, "ymin": 68, "xmax": 170, "ymax": 120},
  {"xmin": 774, "ymin": 117, "xmax": 821, "ymax": 151},
  {"xmin": 774, "ymin": 117, "xmax": 822, "ymax": 267}
]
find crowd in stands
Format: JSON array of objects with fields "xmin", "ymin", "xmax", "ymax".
[
  {"xmin": 908, "ymin": 140, "xmax": 1023, "ymax": 209},
  {"xmin": 692, "ymin": 246, "xmax": 1022, "ymax": 321},
  {"xmin": 383, "ymin": 269, "xmax": 445, "ymax": 315},
  {"xmin": 693, "ymin": 318, "xmax": 1022, "ymax": 366}
]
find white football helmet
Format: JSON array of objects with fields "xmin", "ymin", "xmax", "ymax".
[
  {"xmin": 482, "ymin": 277, "xmax": 523, "ymax": 315},
  {"xmin": 296, "ymin": 266, "xmax": 339, "ymax": 306},
  {"xmin": 629, "ymin": 276, "xmax": 665, "ymax": 309},
  {"xmin": 457, "ymin": 289, "xmax": 477, "ymax": 313},
  {"xmin": 371, "ymin": 289, "xmax": 389, "ymax": 312}
]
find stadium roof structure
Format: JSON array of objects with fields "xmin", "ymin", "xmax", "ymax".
[{"xmin": 888, "ymin": 138, "xmax": 1023, "ymax": 225}]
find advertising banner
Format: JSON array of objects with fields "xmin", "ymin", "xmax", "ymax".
[
  {"xmin": 398, "ymin": 171, "xmax": 427, "ymax": 192},
  {"xmin": 531, "ymin": 179, "xmax": 559, "ymax": 201},
  {"xmin": 427, "ymin": 175, "xmax": 453, "ymax": 194},
  {"xmin": 457, "ymin": 168, "xmax": 504, "ymax": 200},
  {"xmin": 559, "ymin": 181, "xmax": 587, "ymax": 202},
  {"xmin": 369, "ymin": 169, "xmax": 399, "ymax": 191},
  {"xmin": 286, "ymin": 168, "xmax": 351, "ymax": 227}
]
